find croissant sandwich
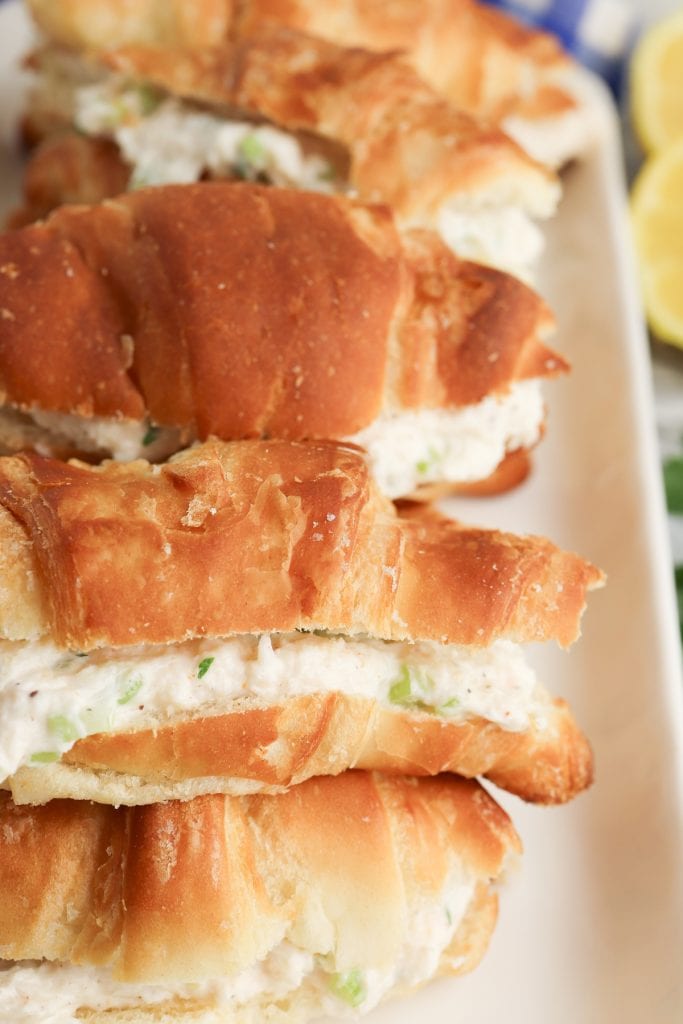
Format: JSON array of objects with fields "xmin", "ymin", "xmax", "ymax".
[
  {"xmin": 0, "ymin": 772, "xmax": 520, "ymax": 1022},
  {"xmin": 18, "ymin": 25, "xmax": 559, "ymax": 281},
  {"xmin": 0, "ymin": 181, "xmax": 566, "ymax": 499},
  {"xmin": 23, "ymin": 0, "xmax": 597, "ymax": 169},
  {"xmin": 0, "ymin": 438, "xmax": 602, "ymax": 806}
]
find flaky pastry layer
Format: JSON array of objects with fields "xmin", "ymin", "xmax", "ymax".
[
  {"xmin": 3, "ymin": 687, "xmax": 592, "ymax": 807},
  {"xmin": 0, "ymin": 439, "xmax": 603, "ymax": 650},
  {"xmin": 24, "ymin": 0, "xmax": 575, "ymax": 126}
]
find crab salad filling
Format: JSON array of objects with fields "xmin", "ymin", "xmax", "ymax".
[
  {"xmin": 74, "ymin": 78, "xmax": 341, "ymax": 193},
  {"xmin": 0, "ymin": 631, "xmax": 548, "ymax": 782},
  {"xmin": 351, "ymin": 379, "xmax": 544, "ymax": 497},
  {"xmin": 0, "ymin": 379, "xmax": 545, "ymax": 498}
]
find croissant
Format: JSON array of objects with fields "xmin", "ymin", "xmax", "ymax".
[
  {"xmin": 23, "ymin": 0, "xmax": 594, "ymax": 167},
  {"xmin": 232, "ymin": 0, "xmax": 597, "ymax": 168},
  {"xmin": 0, "ymin": 773, "xmax": 519, "ymax": 1021},
  {"xmin": 0, "ymin": 181, "xmax": 565, "ymax": 498},
  {"xmin": 0, "ymin": 439, "xmax": 601, "ymax": 805},
  {"xmin": 18, "ymin": 26, "xmax": 560, "ymax": 283}
]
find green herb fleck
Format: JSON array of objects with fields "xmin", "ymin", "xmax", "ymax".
[
  {"xmin": 416, "ymin": 445, "xmax": 441, "ymax": 476},
  {"xmin": 135, "ymin": 83, "xmax": 163, "ymax": 116},
  {"xmin": 118, "ymin": 677, "xmax": 143, "ymax": 705},
  {"xmin": 142, "ymin": 424, "xmax": 160, "ymax": 446},
  {"xmin": 388, "ymin": 664, "xmax": 414, "ymax": 705},
  {"xmin": 30, "ymin": 751, "xmax": 60, "ymax": 764},
  {"xmin": 47, "ymin": 715, "xmax": 80, "ymax": 743},
  {"xmin": 328, "ymin": 969, "xmax": 366, "ymax": 1008},
  {"xmin": 106, "ymin": 98, "xmax": 129, "ymax": 128},
  {"xmin": 70, "ymin": 651, "xmax": 88, "ymax": 658},
  {"xmin": 129, "ymin": 169, "xmax": 153, "ymax": 191},
  {"xmin": 231, "ymin": 163, "xmax": 249, "ymax": 181},
  {"xmin": 664, "ymin": 457, "xmax": 683, "ymax": 514},
  {"xmin": 439, "ymin": 696, "xmax": 461, "ymax": 716},
  {"xmin": 388, "ymin": 663, "xmax": 457, "ymax": 716},
  {"xmin": 445, "ymin": 906, "xmax": 453, "ymax": 925},
  {"xmin": 197, "ymin": 657, "xmax": 215, "ymax": 679},
  {"xmin": 317, "ymin": 161, "xmax": 337, "ymax": 183},
  {"xmin": 238, "ymin": 134, "xmax": 266, "ymax": 167},
  {"xmin": 388, "ymin": 663, "xmax": 433, "ymax": 708}
]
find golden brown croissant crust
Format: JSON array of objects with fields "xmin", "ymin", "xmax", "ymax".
[
  {"xmin": 2, "ymin": 687, "xmax": 592, "ymax": 807},
  {"xmin": 0, "ymin": 439, "xmax": 602, "ymax": 650},
  {"xmin": 6, "ymin": 135, "xmax": 130, "ymax": 229},
  {"xmin": 0, "ymin": 182, "xmax": 562, "ymax": 436},
  {"xmin": 234, "ymin": 0, "xmax": 575, "ymax": 121},
  {"xmin": 24, "ymin": 0, "xmax": 573, "ymax": 123},
  {"xmin": 0, "ymin": 772, "xmax": 520, "ymax": 985}
]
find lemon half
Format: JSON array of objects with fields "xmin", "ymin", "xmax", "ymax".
[
  {"xmin": 631, "ymin": 10, "xmax": 683, "ymax": 153},
  {"xmin": 631, "ymin": 138, "xmax": 683, "ymax": 346}
]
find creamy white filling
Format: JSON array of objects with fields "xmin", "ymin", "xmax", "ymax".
[
  {"xmin": 350, "ymin": 380, "xmax": 544, "ymax": 498},
  {"xmin": 0, "ymin": 383, "xmax": 544, "ymax": 497},
  {"xmin": 74, "ymin": 81, "xmax": 339, "ymax": 193},
  {"xmin": 503, "ymin": 109, "xmax": 594, "ymax": 172},
  {"xmin": 29, "ymin": 409, "xmax": 177, "ymax": 461},
  {"xmin": 0, "ymin": 407, "xmax": 180, "ymax": 462},
  {"xmin": 502, "ymin": 67, "xmax": 601, "ymax": 170},
  {"xmin": 0, "ymin": 633, "xmax": 545, "ymax": 781},
  {"xmin": 437, "ymin": 203, "xmax": 543, "ymax": 283},
  {"xmin": 0, "ymin": 944, "xmax": 314, "ymax": 1024},
  {"xmin": 0, "ymin": 872, "xmax": 475, "ymax": 1022}
]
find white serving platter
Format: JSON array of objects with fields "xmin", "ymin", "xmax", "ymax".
[{"xmin": 0, "ymin": 3, "xmax": 682, "ymax": 1021}]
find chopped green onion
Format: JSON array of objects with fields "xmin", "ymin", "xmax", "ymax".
[
  {"xmin": 439, "ymin": 696, "xmax": 461, "ymax": 717},
  {"xmin": 238, "ymin": 134, "xmax": 266, "ymax": 166},
  {"xmin": 388, "ymin": 663, "xmax": 457, "ymax": 716},
  {"xmin": 317, "ymin": 162, "xmax": 337, "ymax": 182},
  {"xmin": 135, "ymin": 83, "xmax": 163, "ymax": 116},
  {"xmin": 328, "ymin": 969, "xmax": 366, "ymax": 1008},
  {"xmin": 118, "ymin": 677, "xmax": 143, "ymax": 705},
  {"xmin": 129, "ymin": 169, "xmax": 153, "ymax": 191},
  {"xmin": 142, "ymin": 423, "xmax": 161, "ymax": 446},
  {"xmin": 197, "ymin": 657, "xmax": 215, "ymax": 679},
  {"xmin": 388, "ymin": 663, "xmax": 432, "ymax": 708},
  {"xmin": 107, "ymin": 98, "xmax": 129, "ymax": 128},
  {"xmin": 445, "ymin": 906, "xmax": 453, "ymax": 925},
  {"xmin": 416, "ymin": 445, "xmax": 442, "ymax": 476},
  {"xmin": 231, "ymin": 163, "xmax": 249, "ymax": 181},
  {"xmin": 47, "ymin": 715, "xmax": 80, "ymax": 743},
  {"xmin": 388, "ymin": 664, "xmax": 413, "ymax": 705},
  {"xmin": 30, "ymin": 751, "xmax": 60, "ymax": 764}
]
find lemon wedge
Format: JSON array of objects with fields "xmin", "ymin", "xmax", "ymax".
[
  {"xmin": 631, "ymin": 10, "xmax": 683, "ymax": 153},
  {"xmin": 631, "ymin": 139, "xmax": 683, "ymax": 346}
]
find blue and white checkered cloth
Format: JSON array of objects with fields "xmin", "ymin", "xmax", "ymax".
[{"xmin": 484, "ymin": 0, "xmax": 638, "ymax": 95}]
